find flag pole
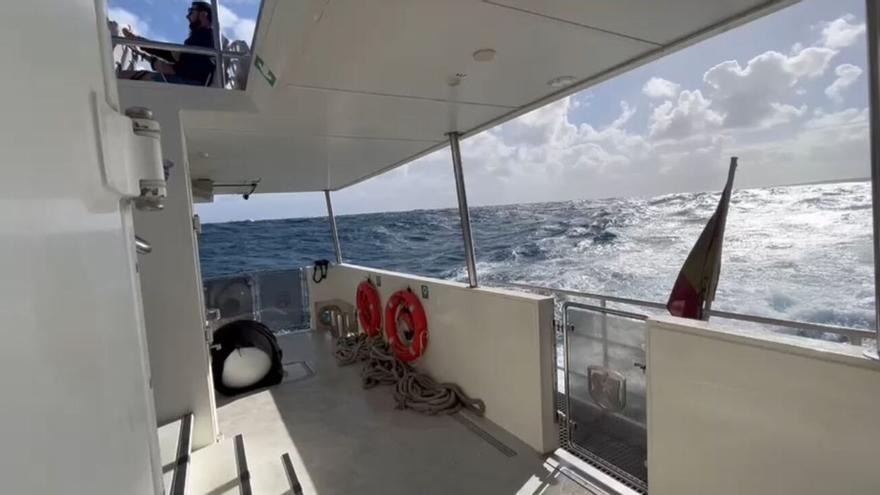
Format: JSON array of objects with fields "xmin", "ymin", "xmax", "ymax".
[
  {"xmin": 666, "ymin": 157, "xmax": 738, "ymax": 321},
  {"xmin": 702, "ymin": 157, "xmax": 738, "ymax": 321}
]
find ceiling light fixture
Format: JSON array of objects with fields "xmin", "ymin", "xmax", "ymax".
[
  {"xmin": 547, "ymin": 75, "xmax": 576, "ymax": 88},
  {"xmin": 472, "ymin": 48, "xmax": 496, "ymax": 62},
  {"xmin": 197, "ymin": 151, "xmax": 210, "ymax": 159}
]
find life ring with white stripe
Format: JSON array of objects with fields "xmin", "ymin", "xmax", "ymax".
[
  {"xmin": 385, "ymin": 289, "xmax": 428, "ymax": 362},
  {"xmin": 356, "ymin": 279, "xmax": 382, "ymax": 337}
]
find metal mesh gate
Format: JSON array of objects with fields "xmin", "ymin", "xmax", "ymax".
[
  {"xmin": 561, "ymin": 302, "xmax": 648, "ymax": 492},
  {"xmin": 203, "ymin": 268, "xmax": 309, "ymax": 334}
]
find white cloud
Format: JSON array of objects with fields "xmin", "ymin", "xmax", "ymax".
[
  {"xmin": 107, "ymin": 7, "xmax": 152, "ymax": 38},
  {"xmin": 217, "ymin": 4, "xmax": 257, "ymax": 44},
  {"xmin": 731, "ymin": 108, "xmax": 868, "ymax": 185},
  {"xmin": 642, "ymin": 77, "xmax": 681, "ymax": 99},
  {"xmin": 703, "ymin": 47, "xmax": 834, "ymax": 128},
  {"xmin": 819, "ymin": 14, "xmax": 866, "ymax": 49},
  {"xmin": 825, "ymin": 63, "xmax": 863, "ymax": 103},
  {"xmin": 495, "ymin": 98, "xmax": 575, "ymax": 147},
  {"xmin": 806, "ymin": 107, "xmax": 868, "ymax": 129},
  {"xmin": 198, "ymin": 14, "xmax": 871, "ymax": 220},
  {"xmin": 649, "ymin": 90, "xmax": 722, "ymax": 140}
]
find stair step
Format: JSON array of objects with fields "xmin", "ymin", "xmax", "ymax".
[
  {"xmin": 234, "ymin": 435, "xmax": 252, "ymax": 495},
  {"xmin": 157, "ymin": 414, "xmax": 193, "ymax": 495},
  {"xmin": 281, "ymin": 453, "xmax": 303, "ymax": 495}
]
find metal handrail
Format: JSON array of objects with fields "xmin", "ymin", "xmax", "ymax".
[
  {"xmin": 505, "ymin": 281, "xmax": 875, "ymax": 345},
  {"xmin": 111, "ymin": 37, "xmax": 250, "ymax": 58},
  {"xmin": 112, "ymin": 37, "xmax": 220, "ymax": 57},
  {"xmin": 111, "ymin": 37, "xmax": 251, "ymax": 89},
  {"xmin": 562, "ymin": 301, "xmax": 648, "ymax": 322}
]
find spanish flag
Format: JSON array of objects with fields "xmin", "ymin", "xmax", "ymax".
[{"xmin": 666, "ymin": 157, "xmax": 738, "ymax": 320}]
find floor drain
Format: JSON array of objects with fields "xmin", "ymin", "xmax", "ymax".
[
  {"xmin": 452, "ymin": 413, "xmax": 517, "ymax": 458},
  {"xmin": 281, "ymin": 361, "xmax": 315, "ymax": 384}
]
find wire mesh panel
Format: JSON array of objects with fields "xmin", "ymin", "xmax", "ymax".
[
  {"xmin": 203, "ymin": 268, "xmax": 309, "ymax": 334},
  {"xmin": 564, "ymin": 303, "xmax": 647, "ymax": 491},
  {"xmin": 253, "ymin": 268, "xmax": 309, "ymax": 333},
  {"xmin": 203, "ymin": 275, "xmax": 255, "ymax": 328}
]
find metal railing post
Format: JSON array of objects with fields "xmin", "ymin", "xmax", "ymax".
[
  {"xmin": 561, "ymin": 303, "xmax": 573, "ymax": 442},
  {"xmin": 867, "ymin": 0, "xmax": 880, "ymax": 359},
  {"xmin": 324, "ymin": 190, "xmax": 342, "ymax": 264},
  {"xmin": 447, "ymin": 132, "xmax": 478, "ymax": 288},
  {"xmin": 601, "ymin": 298, "xmax": 609, "ymax": 367},
  {"xmin": 210, "ymin": 0, "xmax": 223, "ymax": 87}
]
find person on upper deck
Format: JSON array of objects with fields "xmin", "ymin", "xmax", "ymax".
[{"xmin": 118, "ymin": 1, "xmax": 216, "ymax": 86}]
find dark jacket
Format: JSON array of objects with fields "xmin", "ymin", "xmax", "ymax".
[{"xmin": 145, "ymin": 27, "xmax": 215, "ymax": 85}]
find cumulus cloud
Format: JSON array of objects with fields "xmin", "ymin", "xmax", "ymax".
[
  {"xmin": 825, "ymin": 63, "xmax": 863, "ymax": 103},
  {"xmin": 218, "ymin": 4, "xmax": 257, "ymax": 43},
  {"xmin": 350, "ymin": 14, "xmax": 870, "ymax": 209},
  {"xmin": 495, "ymin": 98, "xmax": 575, "ymax": 147},
  {"xmin": 649, "ymin": 90, "xmax": 722, "ymax": 140},
  {"xmin": 642, "ymin": 77, "xmax": 681, "ymax": 99},
  {"xmin": 200, "ymin": 14, "xmax": 871, "ymax": 219},
  {"xmin": 819, "ymin": 14, "xmax": 866, "ymax": 49},
  {"xmin": 732, "ymin": 107, "xmax": 868, "ymax": 185},
  {"xmin": 806, "ymin": 107, "xmax": 868, "ymax": 129},
  {"xmin": 703, "ymin": 47, "xmax": 834, "ymax": 128}
]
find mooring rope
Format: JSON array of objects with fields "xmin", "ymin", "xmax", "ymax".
[{"xmin": 334, "ymin": 334, "xmax": 486, "ymax": 416}]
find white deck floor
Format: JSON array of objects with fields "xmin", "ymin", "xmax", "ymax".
[{"xmin": 211, "ymin": 331, "xmax": 606, "ymax": 494}]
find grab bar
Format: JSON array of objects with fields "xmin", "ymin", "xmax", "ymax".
[{"xmin": 135, "ymin": 235, "xmax": 152, "ymax": 255}]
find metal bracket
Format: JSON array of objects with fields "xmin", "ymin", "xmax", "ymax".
[{"xmin": 90, "ymin": 94, "xmax": 166, "ymax": 208}]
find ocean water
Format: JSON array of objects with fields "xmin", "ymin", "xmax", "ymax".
[{"xmin": 199, "ymin": 181, "xmax": 876, "ymax": 332}]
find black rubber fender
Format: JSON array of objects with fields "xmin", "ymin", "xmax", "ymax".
[{"xmin": 211, "ymin": 319, "xmax": 284, "ymax": 396}]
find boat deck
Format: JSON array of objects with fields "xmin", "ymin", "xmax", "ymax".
[{"xmin": 213, "ymin": 331, "xmax": 606, "ymax": 494}]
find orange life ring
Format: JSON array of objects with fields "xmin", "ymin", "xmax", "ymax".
[
  {"xmin": 356, "ymin": 280, "xmax": 382, "ymax": 337},
  {"xmin": 384, "ymin": 289, "xmax": 428, "ymax": 362}
]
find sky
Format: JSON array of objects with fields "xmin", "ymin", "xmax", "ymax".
[{"xmin": 109, "ymin": 1, "xmax": 872, "ymax": 223}]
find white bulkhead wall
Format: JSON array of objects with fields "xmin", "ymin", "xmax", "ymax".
[
  {"xmin": 1, "ymin": 0, "xmax": 162, "ymax": 494},
  {"xmin": 647, "ymin": 317, "xmax": 880, "ymax": 494},
  {"xmin": 121, "ymin": 84, "xmax": 217, "ymax": 450},
  {"xmin": 117, "ymin": 82, "xmax": 254, "ymax": 449}
]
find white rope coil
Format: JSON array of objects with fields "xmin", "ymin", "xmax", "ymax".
[{"xmin": 334, "ymin": 334, "xmax": 486, "ymax": 416}]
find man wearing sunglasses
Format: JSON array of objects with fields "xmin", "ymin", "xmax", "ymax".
[{"xmin": 119, "ymin": 1, "xmax": 216, "ymax": 86}]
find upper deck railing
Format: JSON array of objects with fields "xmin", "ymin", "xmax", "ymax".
[
  {"xmin": 503, "ymin": 281, "xmax": 876, "ymax": 346},
  {"xmin": 107, "ymin": 0, "xmax": 258, "ymax": 90},
  {"xmin": 200, "ymin": 263, "xmax": 875, "ymax": 347},
  {"xmin": 111, "ymin": 36, "xmax": 251, "ymax": 90}
]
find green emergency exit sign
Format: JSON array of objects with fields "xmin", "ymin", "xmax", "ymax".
[{"xmin": 254, "ymin": 55, "xmax": 276, "ymax": 87}]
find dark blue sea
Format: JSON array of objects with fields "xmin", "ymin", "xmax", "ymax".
[{"xmin": 199, "ymin": 181, "xmax": 876, "ymax": 330}]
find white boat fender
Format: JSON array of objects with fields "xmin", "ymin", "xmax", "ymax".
[{"xmin": 211, "ymin": 319, "xmax": 284, "ymax": 396}]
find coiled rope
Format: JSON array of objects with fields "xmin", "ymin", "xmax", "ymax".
[{"xmin": 334, "ymin": 334, "xmax": 486, "ymax": 416}]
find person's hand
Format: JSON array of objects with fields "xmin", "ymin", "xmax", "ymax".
[{"xmin": 121, "ymin": 26, "xmax": 139, "ymax": 40}]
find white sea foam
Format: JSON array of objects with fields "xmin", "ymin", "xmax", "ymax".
[{"xmin": 201, "ymin": 181, "xmax": 876, "ymax": 331}]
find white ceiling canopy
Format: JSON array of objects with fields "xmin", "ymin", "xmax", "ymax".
[{"xmin": 185, "ymin": 0, "xmax": 796, "ymax": 194}]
